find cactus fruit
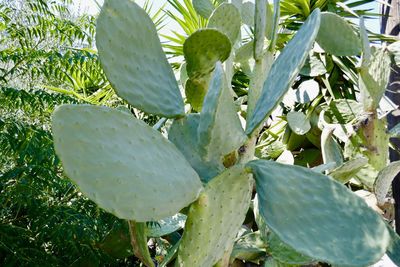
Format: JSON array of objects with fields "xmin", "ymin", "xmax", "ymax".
[{"xmin": 51, "ymin": 1, "xmax": 396, "ymax": 266}]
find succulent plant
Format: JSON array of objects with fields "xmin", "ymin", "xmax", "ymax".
[{"xmin": 52, "ymin": 0, "xmax": 400, "ymax": 266}]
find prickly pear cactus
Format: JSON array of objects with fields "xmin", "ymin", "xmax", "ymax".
[{"xmin": 51, "ymin": 1, "xmax": 395, "ymax": 266}]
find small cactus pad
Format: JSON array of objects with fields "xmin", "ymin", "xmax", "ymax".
[
  {"xmin": 193, "ymin": 0, "xmax": 214, "ymax": 18},
  {"xmin": 168, "ymin": 114, "xmax": 223, "ymax": 182},
  {"xmin": 184, "ymin": 29, "xmax": 231, "ymax": 78},
  {"xmin": 388, "ymin": 41, "xmax": 400, "ymax": 66},
  {"xmin": 287, "ymin": 111, "xmax": 311, "ymax": 135},
  {"xmin": 241, "ymin": 1, "xmax": 255, "ymax": 26},
  {"xmin": 300, "ymin": 53, "xmax": 327, "ymax": 77},
  {"xmin": 359, "ymin": 47, "xmax": 391, "ymax": 110},
  {"xmin": 246, "ymin": 9, "xmax": 321, "ymax": 135},
  {"xmin": 176, "ymin": 165, "xmax": 253, "ymax": 266},
  {"xmin": 316, "ymin": 12, "xmax": 361, "ymax": 56},
  {"xmin": 254, "ymin": 0, "xmax": 266, "ymax": 60},
  {"xmin": 198, "ymin": 62, "xmax": 247, "ymax": 162},
  {"xmin": 329, "ymin": 157, "xmax": 368, "ymax": 184},
  {"xmin": 52, "ymin": 105, "xmax": 202, "ymax": 222},
  {"xmin": 321, "ymin": 128, "xmax": 343, "ymax": 166},
  {"xmin": 247, "ymin": 160, "xmax": 390, "ymax": 266},
  {"xmin": 185, "ymin": 78, "xmax": 209, "ymax": 112},
  {"xmin": 146, "ymin": 214, "xmax": 186, "ymax": 238},
  {"xmin": 374, "ymin": 161, "xmax": 400, "ymax": 206},
  {"xmin": 208, "ymin": 3, "xmax": 241, "ymax": 43},
  {"xmin": 96, "ymin": 0, "xmax": 184, "ymax": 117}
]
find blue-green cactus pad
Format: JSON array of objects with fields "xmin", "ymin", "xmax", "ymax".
[
  {"xmin": 96, "ymin": 0, "xmax": 184, "ymax": 117},
  {"xmin": 316, "ymin": 12, "xmax": 361, "ymax": 56},
  {"xmin": 168, "ymin": 114, "xmax": 223, "ymax": 182},
  {"xmin": 241, "ymin": 1, "xmax": 255, "ymax": 26},
  {"xmin": 330, "ymin": 157, "xmax": 368, "ymax": 184},
  {"xmin": 193, "ymin": 0, "xmax": 214, "ymax": 18},
  {"xmin": 247, "ymin": 160, "xmax": 390, "ymax": 266},
  {"xmin": 208, "ymin": 3, "xmax": 241, "ymax": 43},
  {"xmin": 321, "ymin": 128, "xmax": 343, "ymax": 166},
  {"xmin": 246, "ymin": 9, "xmax": 321, "ymax": 135},
  {"xmin": 176, "ymin": 165, "xmax": 252, "ymax": 266},
  {"xmin": 52, "ymin": 105, "xmax": 202, "ymax": 222},
  {"xmin": 198, "ymin": 62, "xmax": 247, "ymax": 162},
  {"xmin": 359, "ymin": 47, "xmax": 391, "ymax": 110}
]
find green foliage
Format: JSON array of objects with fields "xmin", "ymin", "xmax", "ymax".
[
  {"xmin": 0, "ymin": 87, "xmax": 124, "ymax": 266},
  {"xmin": 0, "ymin": 1, "xmax": 95, "ymax": 88}
]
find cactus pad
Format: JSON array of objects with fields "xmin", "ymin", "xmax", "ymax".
[
  {"xmin": 374, "ymin": 161, "xmax": 400, "ymax": 206},
  {"xmin": 198, "ymin": 62, "xmax": 247, "ymax": 162},
  {"xmin": 193, "ymin": 0, "xmax": 214, "ymax": 18},
  {"xmin": 359, "ymin": 47, "xmax": 391, "ymax": 110},
  {"xmin": 52, "ymin": 105, "xmax": 202, "ymax": 222},
  {"xmin": 168, "ymin": 114, "xmax": 223, "ymax": 182},
  {"xmin": 185, "ymin": 78, "xmax": 209, "ymax": 112},
  {"xmin": 96, "ymin": 0, "xmax": 184, "ymax": 117},
  {"xmin": 387, "ymin": 225, "xmax": 400, "ymax": 265},
  {"xmin": 254, "ymin": 0, "xmax": 266, "ymax": 60},
  {"xmin": 184, "ymin": 29, "xmax": 231, "ymax": 78},
  {"xmin": 321, "ymin": 128, "xmax": 343, "ymax": 166},
  {"xmin": 287, "ymin": 111, "xmax": 311, "ymax": 135},
  {"xmin": 247, "ymin": 160, "xmax": 390, "ymax": 266},
  {"xmin": 176, "ymin": 165, "xmax": 252, "ymax": 266},
  {"xmin": 316, "ymin": 12, "xmax": 361, "ymax": 56},
  {"xmin": 329, "ymin": 157, "xmax": 368, "ymax": 184},
  {"xmin": 266, "ymin": 231, "xmax": 314, "ymax": 265},
  {"xmin": 241, "ymin": 1, "xmax": 255, "ymax": 26},
  {"xmin": 246, "ymin": 9, "xmax": 321, "ymax": 135},
  {"xmin": 208, "ymin": 3, "xmax": 241, "ymax": 43}
]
